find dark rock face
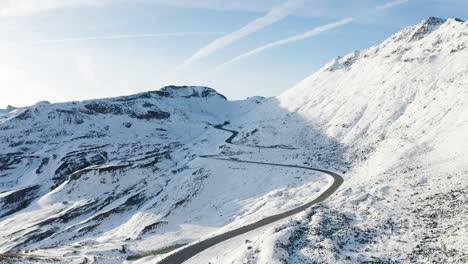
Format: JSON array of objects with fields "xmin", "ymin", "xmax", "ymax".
[
  {"xmin": 14, "ymin": 228, "xmax": 57, "ymax": 249},
  {"xmin": 130, "ymin": 110, "xmax": 170, "ymax": 120},
  {"xmin": 0, "ymin": 185, "xmax": 41, "ymax": 218},
  {"xmin": 52, "ymin": 150, "xmax": 108, "ymax": 188},
  {"xmin": 36, "ymin": 157, "xmax": 50, "ymax": 174},
  {"xmin": 83, "ymin": 102, "xmax": 123, "ymax": 115},
  {"xmin": 157, "ymin": 85, "xmax": 228, "ymax": 100},
  {"xmin": 83, "ymin": 99, "xmax": 171, "ymax": 120},
  {"xmin": 14, "ymin": 110, "xmax": 32, "ymax": 121},
  {"xmin": 142, "ymin": 102, "xmax": 154, "ymax": 108},
  {"xmin": 140, "ymin": 221, "xmax": 169, "ymax": 235},
  {"xmin": 0, "ymin": 152, "xmax": 28, "ymax": 171}
]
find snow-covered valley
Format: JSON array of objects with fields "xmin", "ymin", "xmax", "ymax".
[{"xmin": 1, "ymin": 17, "xmax": 467, "ymax": 264}]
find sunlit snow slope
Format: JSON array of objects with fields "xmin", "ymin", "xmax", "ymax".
[{"xmin": 177, "ymin": 17, "xmax": 468, "ymax": 264}]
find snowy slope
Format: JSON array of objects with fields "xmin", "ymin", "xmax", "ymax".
[
  {"xmin": 188, "ymin": 17, "xmax": 467, "ymax": 263},
  {"xmin": 0, "ymin": 86, "xmax": 332, "ymax": 263}
]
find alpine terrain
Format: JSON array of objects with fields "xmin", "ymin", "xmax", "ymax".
[{"xmin": 0, "ymin": 17, "xmax": 467, "ymax": 263}]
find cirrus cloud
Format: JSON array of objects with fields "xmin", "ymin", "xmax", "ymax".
[
  {"xmin": 218, "ymin": 18, "xmax": 353, "ymax": 69},
  {"xmin": 174, "ymin": 0, "xmax": 308, "ymax": 71},
  {"xmin": 0, "ymin": 0, "xmax": 116, "ymax": 17},
  {"xmin": 217, "ymin": 0, "xmax": 410, "ymax": 68}
]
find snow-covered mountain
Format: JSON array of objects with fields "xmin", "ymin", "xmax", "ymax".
[
  {"xmin": 196, "ymin": 16, "xmax": 467, "ymax": 264},
  {"xmin": 0, "ymin": 17, "xmax": 467, "ymax": 264},
  {"xmin": 0, "ymin": 86, "xmax": 285, "ymax": 262}
]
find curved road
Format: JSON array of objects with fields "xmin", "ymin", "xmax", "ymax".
[
  {"xmin": 214, "ymin": 122, "xmax": 297, "ymax": 149},
  {"xmin": 213, "ymin": 122, "xmax": 238, "ymax": 144},
  {"xmin": 158, "ymin": 122, "xmax": 343, "ymax": 264}
]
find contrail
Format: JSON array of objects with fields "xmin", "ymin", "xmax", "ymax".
[
  {"xmin": 174, "ymin": 0, "xmax": 307, "ymax": 71},
  {"xmin": 2, "ymin": 32, "xmax": 224, "ymax": 47},
  {"xmin": 218, "ymin": 18, "xmax": 353, "ymax": 69},
  {"xmin": 375, "ymin": 0, "xmax": 409, "ymax": 11},
  {"xmin": 217, "ymin": 0, "xmax": 410, "ymax": 68}
]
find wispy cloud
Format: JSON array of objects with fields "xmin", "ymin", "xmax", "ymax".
[
  {"xmin": 218, "ymin": 0, "xmax": 410, "ymax": 68},
  {"xmin": 374, "ymin": 0, "xmax": 409, "ymax": 11},
  {"xmin": 0, "ymin": 0, "xmax": 284, "ymax": 17},
  {"xmin": 175, "ymin": 0, "xmax": 307, "ymax": 71},
  {"xmin": 2, "ymin": 32, "xmax": 224, "ymax": 47},
  {"xmin": 218, "ymin": 18, "xmax": 353, "ymax": 68},
  {"xmin": 0, "ymin": 0, "xmax": 114, "ymax": 17}
]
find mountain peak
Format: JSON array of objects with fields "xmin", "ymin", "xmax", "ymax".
[
  {"xmin": 2, "ymin": 105, "xmax": 17, "ymax": 112},
  {"xmin": 5, "ymin": 105, "xmax": 16, "ymax": 111},
  {"xmin": 398, "ymin": 16, "xmax": 466, "ymax": 42},
  {"xmin": 447, "ymin": 17, "xmax": 465, "ymax": 23},
  {"xmin": 421, "ymin": 16, "xmax": 446, "ymax": 25},
  {"xmin": 322, "ymin": 16, "xmax": 467, "ymax": 72},
  {"xmin": 408, "ymin": 16, "xmax": 446, "ymax": 41}
]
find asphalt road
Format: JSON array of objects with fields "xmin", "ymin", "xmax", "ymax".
[
  {"xmin": 157, "ymin": 122, "xmax": 343, "ymax": 264},
  {"xmin": 213, "ymin": 122, "xmax": 238, "ymax": 144}
]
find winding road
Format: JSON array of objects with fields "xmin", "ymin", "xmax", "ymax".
[
  {"xmin": 213, "ymin": 122, "xmax": 239, "ymax": 144},
  {"xmin": 157, "ymin": 122, "xmax": 343, "ymax": 264}
]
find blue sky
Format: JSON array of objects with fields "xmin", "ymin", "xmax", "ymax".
[{"xmin": 1, "ymin": 0, "xmax": 467, "ymax": 108}]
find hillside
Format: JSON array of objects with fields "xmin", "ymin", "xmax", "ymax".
[
  {"xmin": 0, "ymin": 85, "xmax": 335, "ymax": 263},
  {"xmin": 177, "ymin": 17, "xmax": 468, "ymax": 264}
]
